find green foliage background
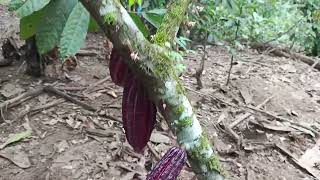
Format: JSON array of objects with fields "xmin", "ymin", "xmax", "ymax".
[
  {"xmin": 189, "ymin": 0, "xmax": 320, "ymax": 56},
  {"xmin": 4, "ymin": 0, "xmax": 319, "ymax": 58}
]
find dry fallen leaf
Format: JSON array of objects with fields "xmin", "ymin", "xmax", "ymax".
[
  {"xmin": 107, "ymin": 90, "xmax": 118, "ymax": 98},
  {"xmin": 0, "ymin": 83, "xmax": 24, "ymax": 98},
  {"xmin": 150, "ymin": 132, "xmax": 171, "ymax": 144},
  {"xmin": 298, "ymin": 139, "xmax": 320, "ymax": 178},
  {"xmin": 55, "ymin": 140, "xmax": 69, "ymax": 153},
  {"xmin": 0, "ymin": 146, "xmax": 31, "ymax": 168}
]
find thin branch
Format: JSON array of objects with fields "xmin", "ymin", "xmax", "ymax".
[
  {"xmin": 226, "ymin": 6, "xmax": 242, "ymax": 86},
  {"xmin": 229, "ymin": 95, "xmax": 275, "ymax": 128},
  {"xmin": 0, "ymin": 87, "xmax": 43, "ymax": 110},
  {"xmin": 195, "ymin": 31, "xmax": 208, "ymax": 89},
  {"xmin": 44, "ymin": 86, "xmax": 97, "ymax": 112}
]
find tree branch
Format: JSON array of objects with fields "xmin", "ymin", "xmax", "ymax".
[
  {"xmin": 80, "ymin": 0, "xmax": 224, "ymax": 179},
  {"xmin": 153, "ymin": 0, "xmax": 191, "ymax": 45}
]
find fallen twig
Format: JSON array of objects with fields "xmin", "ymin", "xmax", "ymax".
[
  {"xmin": 185, "ymin": 87, "xmax": 237, "ymax": 108},
  {"xmin": 56, "ymin": 86, "xmax": 86, "ymax": 91},
  {"xmin": 147, "ymin": 142, "xmax": 161, "ymax": 161},
  {"xmin": 14, "ymin": 99, "xmax": 65, "ymax": 121},
  {"xmin": 76, "ymin": 49, "xmax": 99, "ymax": 57},
  {"xmin": 195, "ymin": 32, "xmax": 208, "ymax": 90},
  {"xmin": 0, "ymin": 87, "xmax": 43, "ymax": 122},
  {"xmin": 83, "ymin": 77, "xmax": 109, "ymax": 93},
  {"xmin": 0, "ymin": 87, "xmax": 44, "ymax": 110},
  {"xmin": 225, "ymin": 126, "xmax": 242, "ymax": 146},
  {"xmin": 229, "ymin": 95, "xmax": 275, "ymax": 128},
  {"xmin": 85, "ymin": 128, "xmax": 118, "ymax": 137},
  {"xmin": 104, "ymin": 114, "xmax": 122, "ymax": 123},
  {"xmin": 44, "ymin": 86, "xmax": 97, "ymax": 112}
]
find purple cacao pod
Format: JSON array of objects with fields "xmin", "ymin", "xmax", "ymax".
[
  {"xmin": 147, "ymin": 147, "xmax": 187, "ymax": 180},
  {"xmin": 122, "ymin": 76, "xmax": 157, "ymax": 152},
  {"xmin": 109, "ymin": 48, "xmax": 131, "ymax": 87}
]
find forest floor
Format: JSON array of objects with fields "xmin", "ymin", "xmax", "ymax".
[{"xmin": 1, "ymin": 5, "xmax": 320, "ymax": 180}]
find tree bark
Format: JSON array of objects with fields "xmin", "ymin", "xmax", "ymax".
[{"xmin": 80, "ymin": 1, "xmax": 225, "ymax": 179}]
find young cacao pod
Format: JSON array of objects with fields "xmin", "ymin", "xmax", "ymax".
[
  {"xmin": 147, "ymin": 146, "xmax": 187, "ymax": 180},
  {"xmin": 122, "ymin": 76, "xmax": 157, "ymax": 152}
]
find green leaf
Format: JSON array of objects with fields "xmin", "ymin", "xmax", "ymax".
[
  {"xmin": 88, "ymin": 16, "xmax": 100, "ymax": 32},
  {"xmin": 8, "ymin": 0, "xmax": 24, "ymax": 11},
  {"xmin": 0, "ymin": 130, "xmax": 32, "ymax": 149},
  {"xmin": 59, "ymin": 2, "xmax": 90, "ymax": 58},
  {"xmin": 137, "ymin": 0, "xmax": 143, "ymax": 6},
  {"xmin": 129, "ymin": 0, "xmax": 134, "ymax": 8},
  {"xmin": 20, "ymin": 9, "xmax": 44, "ymax": 39},
  {"xmin": 36, "ymin": 0, "xmax": 78, "ymax": 54},
  {"xmin": 16, "ymin": 0, "xmax": 50, "ymax": 18},
  {"xmin": 142, "ymin": 11, "xmax": 164, "ymax": 28},
  {"xmin": 129, "ymin": 12, "xmax": 149, "ymax": 38}
]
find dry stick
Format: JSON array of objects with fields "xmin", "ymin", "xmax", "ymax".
[
  {"xmin": 275, "ymin": 144, "xmax": 320, "ymax": 180},
  {"xmin": 229, "ymin": 95, "xmax": 275, "ymax": 128},
  {"xmin": 14, "ymin": 99, "xmax": 65, "ymax": 121},
  {"xmin": 226, "ymin": 55, "xmax": 235, "ymax": 86},
  {"xmin": 56, "ymin": 86, "xmax": 86, "ymax": 91},
  {"xmin": 225, "ymin": 126, "xmax": 241, "ymax": 146},
  {"xmin": 32, "ymin": 99, "xmax": 66, "ymax": 113},
  {"xmin": 76, "ymin": 49, "xmax": 99, "ymax": 57},
  {"xmin": 185, "ymin": 86, "xmax": 237, "ymax": 108},
  {"xmin": 83, "ymin": 77, "xmax": 109, "ymax": 93},
  {"xmin": 0, "ymin": 87, "xmax": 44, "ymax": 122},
  {"xmin": 226, "ymin": 10, "xmax": 241, "ymax": 86},
  {"xmin": 0, "ymin": 87, "xmax": 44, "ymax": 110},
  {"xmin": 85, "ymin": 128, "xmax": 118, "ymax": 137},
  {"xmin": 147, "ymin": 142, "xmax": 161, "ymax": 161},
  {"xmin": 44, "ymin": 86, "xmax": 97, "ymax": 112},
  {"xmin": 195, "ymin": 31, "xmax": 208, "ymax": 90},
  {"xmin": 104, "ymin": 114, "xmax": 122, "ymax": 123}
]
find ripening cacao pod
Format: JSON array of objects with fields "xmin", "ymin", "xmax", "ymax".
[
  {"xmin": 122, "ymin": 76, "xmax": 157, "ymax": 152},
  {"xmin": 147, "ymin": 146, "xmax": 187, "ymax": 180},
  {"xmin": 109, "ymin": 48, "xmax": 131, "ymax": 87}
]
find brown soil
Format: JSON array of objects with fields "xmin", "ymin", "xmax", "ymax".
[{"xmin": 1, "ymin": 4, "xmax": 320, "ymax": 180}]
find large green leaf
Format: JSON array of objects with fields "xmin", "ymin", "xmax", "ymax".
[
  {"xmin": 16, "ymin": 0, "xmax": 50, "ymax": 18},
  {"xmin": 59, "ymin": 3, "xmax": 90, "ymax": 58},
  {"xmin": 129, "ymin": 0, "xmax": 134, "ymax": 8},
  {"xmin": 88, "ymin": 16, "xmax": 100, "ymax": 32},
  {"xmin": 129, "ymin": 13, "xmax": 149, "ymax": 38},
  {"xmin": 20, "ymin": 9, "xmax": 44, "ymax": 39},
  {"xmin": 8, "ymin": 0, "xmax": 24, "ymax": 11},
  {"xmin": 36, "ymin": 0, "xmax": 78, "ymax": 54},
  {"xmin": 141, "ymin": 10, "xmax": 165, "ymax": 28}
]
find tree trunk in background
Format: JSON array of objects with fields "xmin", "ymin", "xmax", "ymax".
[{"xmin": 25, "ymin": 36, "xmax": 42, "ymax": 77}]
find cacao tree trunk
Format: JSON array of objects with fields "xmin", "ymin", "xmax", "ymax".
[
  {"xmin": 80, "ymin": 0, "xmax": 225, "ymax": 179},
  {"xmin": 25, "ymin": 36, "xmax": 43, "ymax": 77}
]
